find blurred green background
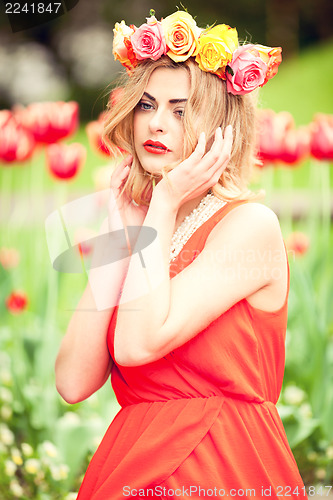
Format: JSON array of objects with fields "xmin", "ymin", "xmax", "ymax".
[{"xmin": 0, "ymin": 0, "xmax": 333, "ymax": 498}]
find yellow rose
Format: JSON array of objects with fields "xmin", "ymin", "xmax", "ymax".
[
  {"xmin": 161, "ymin": 11, "xmax": 200, "ymax": 62},
  {"xmin": 113, "ymin": 21, "xmax": 137, "ymax": 70},
  {"xmin": 196, "ymin": 24, "xmax": 238, "ymax": 79}
]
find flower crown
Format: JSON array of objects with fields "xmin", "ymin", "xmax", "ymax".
[{"xmin": 112, "ymin": 9, "xmax": 282, "ymax": 96}]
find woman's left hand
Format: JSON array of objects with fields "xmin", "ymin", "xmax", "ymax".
[{"xmin": 153, "ymin": 125, "xmax": 233, "ymax": 210}]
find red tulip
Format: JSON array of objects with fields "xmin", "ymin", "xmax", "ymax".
[
  {"xmin": 310, "ymin": 113, "xmax": 333, "ymax": 161},
  {"xmin": 0, "ymin": 113, "xmax": 35, "ymax": 163},
  {"xmin": 285, "ymin": 232, "xmax": 310, "ymax": 257},
  {"xmin": 5, "ymin": 291, "xmax": 28, "ymax": 314},
  {"xmin": 256, "ymin": 109, "xmax": 310, "ymax": 166},
  {"xmin": 46, "ymin": 142, "xmax": 86, "ymax": 180},
  {"xmin": 14, "ymin": 101, "xmax": 79, "ymax": 144},
  {"xmin": 278, "ymin": 126, "xmax": 310, "ymax": 164},
  {"xmin": 86, "ymin": 112, "xmax": 112, "ymax": 158}
]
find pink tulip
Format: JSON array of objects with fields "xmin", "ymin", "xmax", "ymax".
[
  {"xmin": 86, "ymin": 110, "xmax": 125, "ymax": 158},
  {"xmin": 256, "ymin": 109, "xmax": 310, "ymax": 166},
  {"xmin": 310, "ymin": 113, "xmax": 333, "ymax": 161},
  {"xmin": 0, "ymin": 110, "xmax": 11, "ymax": 127},
  {"xmin": 14, "ymin": 101, "xmax": 79, "ymax": 144},
  {"xmin": 74, "ymin": 227, "xmax": 97, "ymax": 257},
  {"xmin": 0, "ymin": 247, "xmax": 20, "ymax": 269},
  {"xmin": 46, "ymin": 142, "xmax": 86, "ymax": 180},
  {"xmin": 285, "ymin": 232, "xmax": 310, "ymax": 257},
  {"xmin": 86, "ymin": 112, "xmax": 111, "ymax": 158}
]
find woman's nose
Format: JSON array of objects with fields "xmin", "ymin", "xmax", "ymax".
[{"xmin": 149, "ymin": 110, "xmax": 167, "ymax": 134}]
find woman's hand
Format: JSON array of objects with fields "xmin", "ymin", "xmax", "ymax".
[
  {"xmin": 109, "ymin": 155, "xmax": 149, "ymax": 229},
  {"xmin": 153, "ymin": 125, "xmax": 233, "ymax": 210}
]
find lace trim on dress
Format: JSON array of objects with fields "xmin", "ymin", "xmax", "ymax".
[{"xmin": 169, "ymin": 191, "xmax": 226, "ymax": 262}]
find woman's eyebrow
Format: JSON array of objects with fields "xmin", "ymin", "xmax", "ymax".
[
  {"xmin": 143, "ymin": 92, "xmax": 187, "ymax": 104},
  {"xmin": 169, "ymin": 99, "xmax": 188, "ymax": 104}
]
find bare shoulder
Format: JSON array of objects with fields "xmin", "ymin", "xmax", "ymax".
[
  {"xmin": 207, "ymin": 202, "xmax": 283, "ymax": 247},
  {"xmin": 205, "ymin": 201, "xmax": 287, "ymax": 312}
]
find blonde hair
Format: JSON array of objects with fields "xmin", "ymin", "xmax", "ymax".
[{"xmin": 104, "ymin": 56, "xmax": 261, "ymax": 205}]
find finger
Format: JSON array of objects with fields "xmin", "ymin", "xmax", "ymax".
[
  {"xmin": 221, "ymin": 124, "xmax": 233, "ymax": 157},
  {"xmin": 110, "ymin": 155, "xmax": 133, "ymax": 189},
  {"xmin": 209, "ymin": 125, "xmax": 233, "ymax": 172},
  {"xmin": 196, "ymin": 127, "xmax": 223, "ymax": 173},
  {"xmin": 190, "ymin": 132, "xmax": 206, "ymax": 162}
]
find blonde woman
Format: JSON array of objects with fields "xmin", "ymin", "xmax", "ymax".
[{"xmin": 55, "ymin": 10, "xmax": 308, "ymax": 500}]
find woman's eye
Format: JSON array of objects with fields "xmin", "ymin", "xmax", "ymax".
[
  {"xmin": 175, "ymin": 108, "xmax": 184, "ymax": 117},
  {"xmin": 138, "ymin": 101, "xmax": 153, "ymax": 111}
]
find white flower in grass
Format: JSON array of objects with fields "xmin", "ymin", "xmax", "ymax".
[
  {"xmin": 307, "ymin": 451, "xmax": 318, "ymax": 462},
  {"xmin": 50, "ymin": 463, "xmax": 69, "ymax": 481},
  {"xmin": 315, "ymin": 468, "xmax": 326, "ymax": 480},
  {"xmin": 33, "ymin": 469, "xmax": 46, "ymax": 486},
  {"xmin": 93, "ymin": 435, "xmax": 103, "ymax": 448},
  {"xmin": 0, "ymin": 423, "xmax": 14, "ymax": 445},
  {"xmin": 326, "ymin": 446, "xmax": 333, "ymax": 460},
  {"xmin": 0, "ymin": 369, "xmax": 13, "ymax": 385},
  {"xmin": 5, "ymin": 459, "xmax": 17, "ymax": 476},
  {"xmin": 25, "ymin": 458, "xmax": 41, "ymax": 474},
  {"xmin": 41, "ymin": 440, "xmax": 58, "ymax": 457},
  {"xmin": 283, "ymin": 385, "xmax": 306, "ymax": 405},
  {"xmin": 63, "ymin": 411, "xmax": 81, "ymax": 424},
  {"xmin": 21, "ymin": 442, "xmax": 34, "ymax": 457},
  {"xmin": 65, "ymin": 493, "xmax": 78, "ymax": 500},
  {"xmin": 299, "ymin": 403, "xmax": 313, "ymax": 419},
  {"xmin": 0, "ymin": 387, "xmax": 13, "ymax": 403},
  {"xmin": 0, "ymin": 442, "xmax": 7, "ymax": 454},
  {"xmin": 11, "ymin": 447, "xmax": 23, "ymax": 466},
  {"xmin": 9, "ymin": 480, "xmax": 24, "ymax": 497},
  {"xmin": 1, "ymin": 404, "xmax": 13, "ymax": 420}
]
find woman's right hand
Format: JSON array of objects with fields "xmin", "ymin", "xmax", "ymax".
[{"xmin": 109, "ymin": 155, "xmax": 149, "ymax": 230}]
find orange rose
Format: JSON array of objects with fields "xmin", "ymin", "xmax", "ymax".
[
  {"xmin": 113, "ymin": 21, "xmax": 137, "ymax": 71},
  {"xmin": 161, "ymin": 11, "xmax": 200, "ymax": 62},
  {"xmin": 255, "ymin": 45, "xmax": 282, "ymax": 84}
]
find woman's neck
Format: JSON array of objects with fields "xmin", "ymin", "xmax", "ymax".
[{"xmin": 174, "ymin": 189, "xmax": 211, "ymax": 232}]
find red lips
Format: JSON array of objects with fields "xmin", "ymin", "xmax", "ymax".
[{"xmin": 143, "ymin": 140, "xmax": 170, "ymax": 155}]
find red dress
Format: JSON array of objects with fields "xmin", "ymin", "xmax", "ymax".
[{"xmin": 77, "ymin": 200, "xmax": 308, "ymax": 499}]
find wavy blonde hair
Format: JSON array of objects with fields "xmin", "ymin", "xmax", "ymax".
[{"xmin": 104, "ymin": 56, "xmax": 261, "ymax": 205}]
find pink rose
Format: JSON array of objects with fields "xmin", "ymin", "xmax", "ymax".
[
  {"xmin": 131, "ymin": 18, "xmax": 167, "ymax": 61},
  {"xmin": 226, "ymin": 44, "xmax": 268, "ymax": 95}
]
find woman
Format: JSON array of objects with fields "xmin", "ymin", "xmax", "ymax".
[{"xmin": 55, "ymin": 10, "xmax": 308, "ymax": 499}]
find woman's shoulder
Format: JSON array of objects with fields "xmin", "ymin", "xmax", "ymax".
[
  {"xmin": 203, "ymin": 201, "xmax": 288, "ymax": 313},
  {"xmin": 207, "ymin": 201, "xmax": 282, "ymax": 245}
]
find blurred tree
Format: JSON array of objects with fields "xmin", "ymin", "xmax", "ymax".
[{"xmin": 266, "ymin": 0, "xmax": 299, "ymax": 56}]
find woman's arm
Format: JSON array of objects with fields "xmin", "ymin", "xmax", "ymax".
[
  {"xmin": 114, "ymin": 130, "xmax": 287, "ymax": 367},
  {"xmin": 55, "ymin": 156, "xmax": 148, "ymax": 403}
]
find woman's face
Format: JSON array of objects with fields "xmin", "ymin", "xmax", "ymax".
[{"xmin": 133, "ymin": 67, "xmax": 190, "ymax": 175}]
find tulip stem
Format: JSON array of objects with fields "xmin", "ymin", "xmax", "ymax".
[
  {"xmin": 318, "ymin": 160, "xmax": 331, "ymax": 323},
  {"xmin": 0, "ymin": 164, "xmax": 13, "ymax": 242},
  {"xmin": 29, "ymin": 149, "xmax": 46, "ymax": 302},
  {"xmin": 263, "ymin": 164, "xmax": 274, "ymax": 207},
  {"xmin": 281, "ymin": 165, "xmax": 293, "ymax": 236}
]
